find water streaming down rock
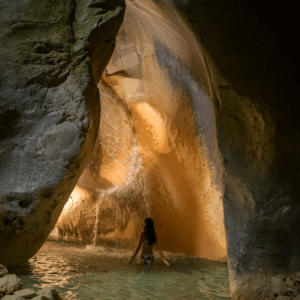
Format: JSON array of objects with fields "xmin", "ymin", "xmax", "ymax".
[
  {"xmin": 51, "ymin": 0, "xmax": 227, "ymax": 261},
  {"xmin": 52, "ymin": 85, "xmax": 152, "ymax": 246}
]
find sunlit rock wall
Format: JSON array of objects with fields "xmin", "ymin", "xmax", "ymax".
[
  {"xmin": 0, "ymin": 0, "xmax": 125, "ymax": 266},
  {"xmin": 54, "ymin": 0, "xmax": 226, "ymax": 261}
]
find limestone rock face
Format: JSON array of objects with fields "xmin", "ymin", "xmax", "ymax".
[
  {"xmin": 168, "ymin": 0, "xmax": 300, "ymax": 299},
  {"xmin": 0, "ymin": 0, "xmax": 125, "ymax": 266},
  {"xmin": 54, "ymin": 0, "xmax": 227, "ymax": 260}
]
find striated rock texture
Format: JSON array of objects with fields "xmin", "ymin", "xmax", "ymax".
[
  {"xmin": 53, "ymin": 0, "xmax": 227, "ymax": 260},
  {"xmin": 165, "ymin": 0, "xmax": 299, "ymax": 299},
  {"xmin": 0, "ymin": 0, "xmax": 125, "ymax": 266}
]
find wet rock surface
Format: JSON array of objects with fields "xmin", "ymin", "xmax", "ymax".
[
  {"xmin": 1, "ymin": 0, "xmax": 299, "ymax": 298},
  {"xmin": 161, "ymin": 0, "xmax": 300, "ymax": 299},
  {"xmin": 52, "ymin": 0, "xmax": 226, "ymax": 260},
  {"xmin": 0, "ymin": 266, "xmax": 61, "ymax": 300},
  {"xmin": 36, "ymin": 287, "xmax": 60, "ymax": 300},
  {"xmin": 0, "ymin": 0, "xmax": 125, "ymax": 266}
]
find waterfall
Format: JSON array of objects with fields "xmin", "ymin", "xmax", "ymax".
[{"xmin": 54, "ymin": 0, "xmax": 227, "ymax": 260}]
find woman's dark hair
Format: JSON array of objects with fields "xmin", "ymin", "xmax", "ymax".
[{"xmin": 144, "ymin": 218, "xmax": 156, "ymax": 246}]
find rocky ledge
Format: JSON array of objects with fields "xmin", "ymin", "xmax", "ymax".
[{"xmin": 0, "ymin": 264, "xmax": 62, "ymax": 300}]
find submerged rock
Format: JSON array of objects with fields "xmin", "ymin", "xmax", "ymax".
[
  {"xmin": 36, "ymin": 287, "xmax": 60, "ymax": 300},
  {"xmin": 0, "ymin": 274, "xmax": 23, "ymax": 295}
]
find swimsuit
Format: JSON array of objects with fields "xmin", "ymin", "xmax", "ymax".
[
  {"xmin": 141, "ymin": 240, "xmax": 154, "ymax": 265},
  {"xmin": 140, "ymin": 254, "xmax": 154, "ymax": 265}
]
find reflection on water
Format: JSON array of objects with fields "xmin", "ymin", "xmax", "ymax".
[{"xmin": 8, "ymin": 241, "xmax": 231, "ymax": 300}]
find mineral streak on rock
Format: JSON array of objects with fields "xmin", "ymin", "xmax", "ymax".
[
  {"xmin": 54, "ymin": 0, "xmax": 227, "ymax": 261},
  {"xmin": 0, "ymin": 0, "xmax": 125, "ymax": 266}
]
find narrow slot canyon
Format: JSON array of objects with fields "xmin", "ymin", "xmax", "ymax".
[
  {"xmin": 51, "ymin": 0, "xmax": 227, "ymax": 262},
  {"xmin": 0, "ymin": 0, "xmax": 299, "ymax": 299}
]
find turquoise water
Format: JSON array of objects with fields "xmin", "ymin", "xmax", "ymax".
[{"xmin": 8, "ymin": 241, "xmax": 231, "ymax": 300}]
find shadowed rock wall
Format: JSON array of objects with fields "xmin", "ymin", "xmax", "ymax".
[
  {"xmin": 53, "ymin": 0, "xmax": 227, "ymax": 261},
  {"xmin": 164, "ymin": 0, "xmax": 299, "ymax": 299},
  {"xmin": 0, "ymin": 0, "xmax": 125, "ymax": 266}
]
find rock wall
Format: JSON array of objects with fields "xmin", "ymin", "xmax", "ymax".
[
  {"xmin": 53, "ymin": 0, "xmax": 227, "ymax": 261},
  {"xmin": 2, "ymin": 0, "xmax": 299, "ymax": 298},
  {"xmin": 166, "ymin": 0, "xmax": 299, "ymax": 299},
  {"xmin": 0, "ymin": 0, "xmax": 125, "ymax": 266}
]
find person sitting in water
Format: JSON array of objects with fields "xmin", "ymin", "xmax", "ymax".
[{"xmin": 127, "ymin": 218, "xmax": 169, "ymax": 266}]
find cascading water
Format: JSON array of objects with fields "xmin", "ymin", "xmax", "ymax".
[
  {"xmin": 52, "ymin": 83, "xmax": 153, "ymax": 247},
  {"xmin": 51, "ymin": 0, "xmax": 227, "ymax": 261},
  {"xmin": 24, "ymin": 1, "xmax": 232, "ymax": 299},
  {"xmin": 91, "ymin": 137, "xmax": 151, "ymax": 246}
]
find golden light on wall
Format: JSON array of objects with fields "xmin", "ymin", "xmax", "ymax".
[{"xmin": 53, "ymin": 0, "xmax": 227, "ymax": 261}]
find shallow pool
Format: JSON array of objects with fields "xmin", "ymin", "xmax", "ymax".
[{"xmin": 8, "ymin": 241, "xmax": 231, "ymax": 300}]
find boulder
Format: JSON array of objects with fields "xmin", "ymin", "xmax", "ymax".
[
  {"xmin": 0, "ymin": 275, "xmax": 22, "ymax": 294},
  {"xmin": 1, "ymin": 295, "xmax": 25, "ymax": 300},
  {"xmin": 0, "ymin": 265, "xmax": 8, "ymax": 278},
  {"xmin": 286, "ymin": 277, "xmax": 295, "ymax": 288},
  {"xmin": 292, "ymin": 275, "xmax": 300, "ymax": 284},
  {"xmin": 0, "ymin": 264, "xmax": 8, "ymax": 278},
  {"xmin": 294, "ymin": 287, "xmax": 300, "ymax": 297},
  {"xmin": 14, "ymin": 289, "xmax": 36, "ymax": 299},
  {"xmin": 37, "ymin": 287, "xmax": 59, "ymax": 300},
  {"xmin": 293, "ymin": 295, "xmax": 300, "ymax": 300},
  {"xmin": 31, "ymin": 296, "xmax": 51, "ymax": 300},
  {"xmin": 277, "ymin": 275, "xmax": 288, "ymax": 281},
  {"xmin": 271, "ymin": 276, "xmax": 287, "ymax": 296},
  {"xmin": 275, "ymin": 296, "xmax": 292, "ymax": 300}
]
